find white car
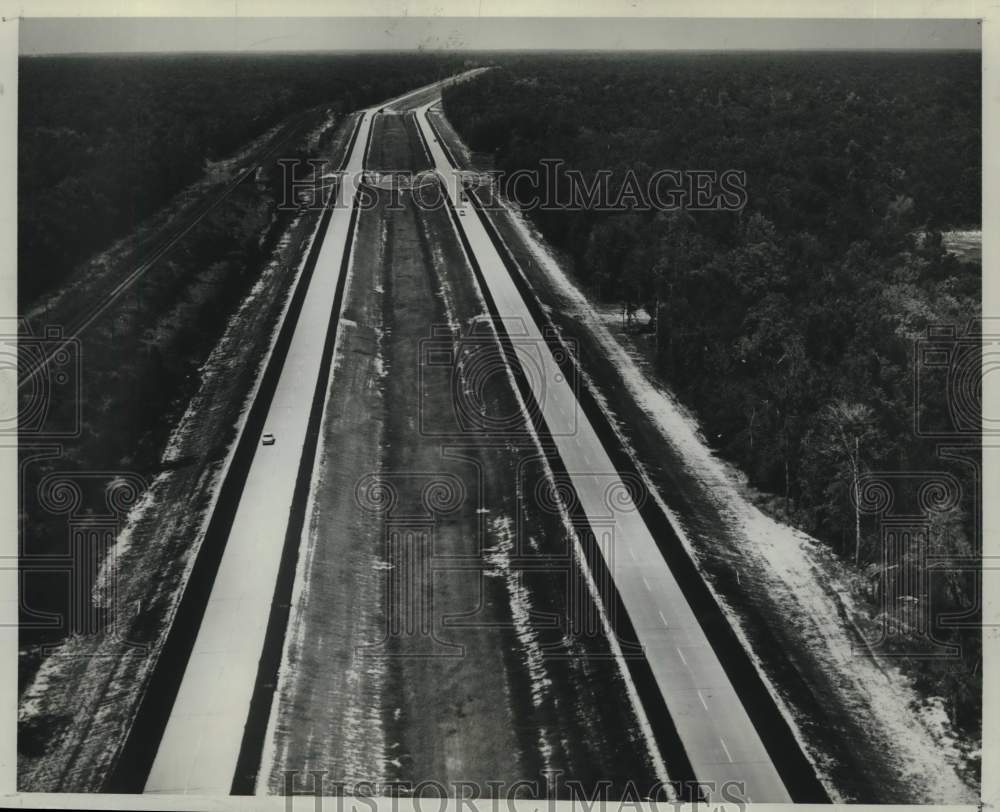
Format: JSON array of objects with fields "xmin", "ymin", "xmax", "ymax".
[{"xmin": 262, "ymin": 433, "xmax": 276, "ymax": 446}]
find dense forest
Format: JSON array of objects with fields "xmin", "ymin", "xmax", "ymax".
[
  {"xmin": 19, "ymin": 52, "xmax": 465, "ymax": 305},
  {"xmin": 444, "ymin": 52, "xmax": 982, "ymax": 736}
]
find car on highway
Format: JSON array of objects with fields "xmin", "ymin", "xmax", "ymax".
[{"xmin": 262, "ymin": 433, "xmax": 275, "ymax": 446}]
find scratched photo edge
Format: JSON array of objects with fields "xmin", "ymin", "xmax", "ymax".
[{"xmin": 0, "ymin": 3, "xmax": 992, "ymax": 811}]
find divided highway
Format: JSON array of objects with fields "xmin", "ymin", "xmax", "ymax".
[
  {"xmin": 414, "ymin": 101, "xmax": 793, "ymax": 804},
  {"xmin": 134, "ymin": 74, "xmax": 795, "ymax": 802}
]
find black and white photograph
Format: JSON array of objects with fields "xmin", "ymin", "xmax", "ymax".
[{"xmin": 5, "ymin": 5, "xmax": 992, "ymax": 809}]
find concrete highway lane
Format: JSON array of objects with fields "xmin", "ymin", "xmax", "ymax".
[{"xmin": 414, "ymin": 101, "xmax": 793, "ymax": 804}]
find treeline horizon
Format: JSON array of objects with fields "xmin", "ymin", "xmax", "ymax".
[{"xmin": 18, "ymin": 52, "xmax": 468, "ymax": 307}]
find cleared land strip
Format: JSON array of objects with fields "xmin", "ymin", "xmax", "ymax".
[{"xmin": 417, "ymin": 102, "xmax": 794, "ymax": 804}]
